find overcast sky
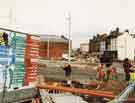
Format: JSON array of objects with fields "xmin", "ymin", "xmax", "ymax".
[{"xmin": 0, "ymin": 0, "xmax": 135, "ymax": 48}]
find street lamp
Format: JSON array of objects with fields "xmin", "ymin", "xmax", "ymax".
[
  {"xmin": 47, "ymin": 35, "xmax": 50, "ymax": 59},
  {"xmin": 66, "ymin": 12, "xmax": 71, "ymax": 64}
]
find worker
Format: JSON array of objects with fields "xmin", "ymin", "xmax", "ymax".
[
  {"xmin": 109, "ymin": 65, "xmax": 117, "ymax": 80},
  {"xmin": 96, "ymin": 63, "xmax": 105, "ymax": 81},
  {"xmin": 123, "ymin": 58, "xmax": 133, "ymax": 81},
  {"xmin": 105, "ymin": 63, "xmax": 112, "ymax": 81}
]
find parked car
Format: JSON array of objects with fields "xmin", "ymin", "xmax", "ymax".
[
  {"xmin": 108, "ymin": 83, "xmax": 135, "ymax": 103},
  {"xmin": 62, "ymin": 54, "xmax": 75, "ymax": 61}
]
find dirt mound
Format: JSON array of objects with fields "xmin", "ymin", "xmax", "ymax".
[{"xmin": 88, "ymin": 80, "xmax": 128, "ymax": 95}]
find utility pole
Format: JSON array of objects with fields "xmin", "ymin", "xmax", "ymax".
[
  {"xmin": 124, "ymin": 38, "xmax": 127, "ymax": 58},
  {"xmin": 47, "ymin": 35, "xmax": 50, "ymax": 59},
  {"xmin": 66, "ymin": 12, "xmax": 71, "ymax": 64}
]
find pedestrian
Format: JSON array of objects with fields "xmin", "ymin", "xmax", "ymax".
[
  {"xmin": 63, "ymin": 63, "xmax": 72, "ymax": 80},
  {"xmin": 123, "ymin": 58, "xmax": 132, "ymax": 81}
]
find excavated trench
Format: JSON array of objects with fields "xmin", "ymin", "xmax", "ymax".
[
  {"xmin": 40, "ymin": 79, "xmax": 128, "ymax": 103},
  {"xmin": 37, "ymin": 62, "xmax": 126, "ymax": 103}
]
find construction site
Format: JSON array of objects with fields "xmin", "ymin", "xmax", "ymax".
[
  {"xmin": 1, "ymin": 0, "xmax": 135, "ymax": 102},
  {"xmin": 0, "ymin": 27, "xmax": 134, "ymax": 103}
]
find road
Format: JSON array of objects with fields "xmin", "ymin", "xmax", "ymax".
[{"xmin": 38, "ymin": 60, "xmax": 125, "ymax": 83}]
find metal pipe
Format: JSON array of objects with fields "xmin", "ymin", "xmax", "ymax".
[{"xmin": 37, "ymin": 85, "xmax": 115, "ymax": 98}]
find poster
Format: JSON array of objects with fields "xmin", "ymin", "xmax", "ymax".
[{"xmin": 0, "ymin": 31, "xmax": 26, "ymax": 89}]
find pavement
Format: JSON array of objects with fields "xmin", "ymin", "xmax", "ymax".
[{"xmin": 38, "ymin": 60, "xmax": 125, "ymax": 83}]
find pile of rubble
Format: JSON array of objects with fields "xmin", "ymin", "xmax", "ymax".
[
  {"xmin": 87, "ymin": 80, "xmax": 128, "ymax": 95},
  {"xmin": 43, "ymin": 77, "xmax": 128, "ymax": 95}
]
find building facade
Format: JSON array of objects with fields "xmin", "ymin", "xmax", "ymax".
[
  {"xmin": 116, "ymin": 32, "xmax": 135, "ymax": 60},
  {"xmin": 99, "ymin": 34, "xmax": 107, "ymax": 54},
  {"xmin": 89, "ymin": 34, "xmax": 107, "ymax": 56},
  {"xmin": 89, "ymin": 36, "xmax": 100, "ymax": 55},
  {"xmin": 89, "ymin": 28, "xmax": 135, "ymax": 61},
  {"xmin": 80, "ymin": 43, "xmax": 89, "ymax": 54},
  {"xmin": 105, "ymin": 29, "xmax": 135, "ymax": 61},
  {"xmin": 40, "ymin": 35, "xmax": 69, "ymax": 60}
]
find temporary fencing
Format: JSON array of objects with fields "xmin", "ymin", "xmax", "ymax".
[
  {"xmin": 25, "ymin": 34, "xmax": 40, "ymax": 85},
  {"xmin": 0, "ymin": 28, "xmax": 41, "ymax": 89},
  {"xmin": 10, "ymin": 33, "xmax": 26, "ymax": 88}
]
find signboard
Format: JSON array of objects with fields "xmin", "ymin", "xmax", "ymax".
[
  {"xmin": 0, "ymin": 30, "xmax": 40, "ymax": 89},
  {"xmin": 0, "ymin": 31, "xmax": 26, "ymax": 89}
]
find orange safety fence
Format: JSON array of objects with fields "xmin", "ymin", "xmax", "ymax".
[
  {"xmin": 26, "ymin": 51, "xmax": 39, "ymax": 54},
  {"xmin": 25, "ymin": 34, "xmax": 40, "ymax": 85},
  {"xmin": 26, "ymin": 40, "xmax": 40, "ymax": 43},
  {"xmin": 26, "ymin": 43, "xmax": 40, "ymax": 46}
]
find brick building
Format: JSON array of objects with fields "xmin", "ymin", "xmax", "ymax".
[
  {"xmin": 89, "ymin": 34, "xmax": 105, "ymax": 55},
  {"xmin": 40, "ymin": 35, "xmax": 69, "ymax": 59}
]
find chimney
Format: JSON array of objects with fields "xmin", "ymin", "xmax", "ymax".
[{"xmin": 116, "ymin": 27, "xmax": 119, "ymax": 33}]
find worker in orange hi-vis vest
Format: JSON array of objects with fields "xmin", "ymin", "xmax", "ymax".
[
  {"xmin": 105, "ymin": 63, "xmax": 117, "ymax": 81},
  {"xmin": 110, "ymin": 66, "xmax": 118, "ymax": 80},
  {"xmin": 96, "ymin": 63, "xmax": 105, "ymax": 81}
]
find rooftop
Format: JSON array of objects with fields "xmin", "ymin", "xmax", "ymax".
[{"xmin": 40, "ymin": 35, "xmax": 69, "ymax": 43}]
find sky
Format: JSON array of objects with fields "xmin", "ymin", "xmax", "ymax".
[{"xmin": 0, "ymin": 0, "xmax": 135, "ymax": 48}]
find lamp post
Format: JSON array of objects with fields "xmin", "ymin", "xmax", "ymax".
[
  {"xmin": 66, "ymin": 12, "xmax": 71, "ymax": 64},
  {"xmin": 47, "ymin": 35, "xmax": 50, "ymax": 59}
]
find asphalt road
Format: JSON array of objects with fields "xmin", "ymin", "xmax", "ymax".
[{"xmin": 38, "ymin": 60, "xmax": 125, "ymax": 83}]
